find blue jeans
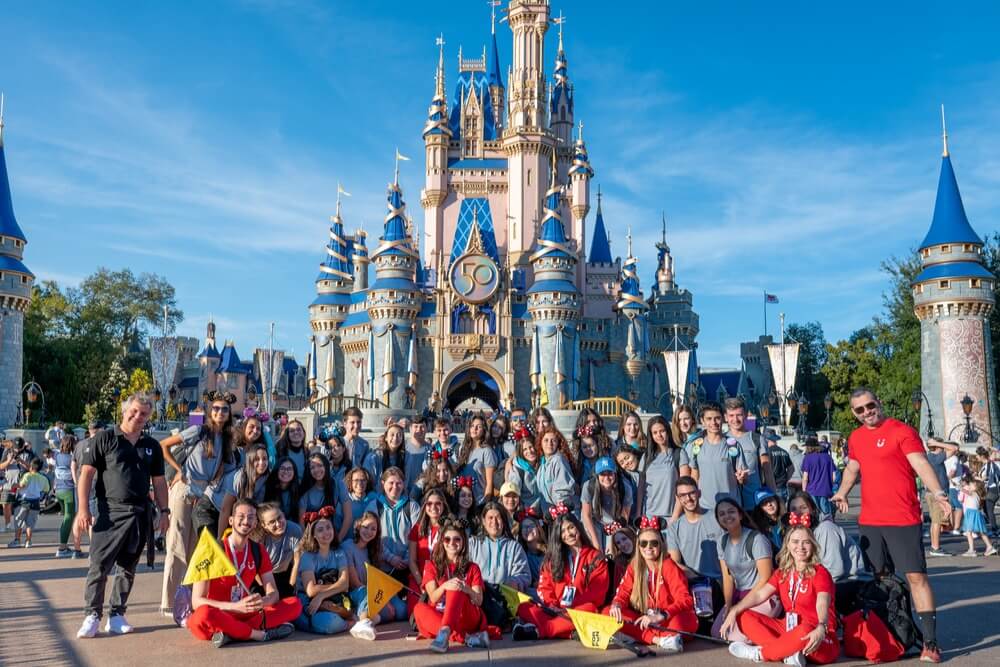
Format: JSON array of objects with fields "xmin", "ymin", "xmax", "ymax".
[
  {"xmin": 295, "ymin": 593, "xmax": 349, "ymax": 635},
  {"xmin": 815, "ymin": 495, "xmax": 833, "ymax": 519},
  {"xmin": 349, "ymin": 587, "xmax": 407, "ymax": 621}
]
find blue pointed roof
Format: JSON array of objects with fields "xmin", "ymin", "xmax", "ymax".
[
  {"xmin": 532, "ymin": 179, "xmax": 572, "ymax": 260},
  {"xmin": 216, "ymin": 343, "xmax": 251, "ymax": 374},
  {"xmin": 316, "ymin": 210, "xmax": 354, "ymax": 283},
  {"xmin": 488, "ymin": 31, "xmax": 503, "ymax": 89},
  {"xmin": 588, "ymin": 198, "xmax": 613, "ymax": 264},
  {"xmin": 450, "ymin": 197, "xmax": 501, "ymax": 265},
  {"xmin": 448, "ymin": 71, "xmax": 499, "ymax": 141},
  {"xmin": 920, "ymin": 155, "xmax": 983, "ymax": 249},
  {"xmin": 371, "ymin": 182, "xmax": 417, "ymax": 262},
  {"xmin": 197, "ymin": 339, "xmax": 220, "ymax": 359},
  {"xmin": 550, "ymin": 47, "xmax": 572, "ymax": 115},
  {"xmin": 0, "ymin": 140, "xmax": 27, "ymax": 242}
]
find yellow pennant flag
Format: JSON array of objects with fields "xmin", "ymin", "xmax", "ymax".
[
  {"xmin": 182, "ymin": 528, "xmax": 237, "ymax": 585},
  {"xmin": 365, "ymin": 563, "xmax": 405, "ymax": 618},
  {"xmin": 566, "ymin": 607, "xmax": 623, "ymax": 651},
  {"xmin": 539, "ymin": 373, "xmax": 550, "ymax": 406},
  {"xmin": 499, "ymin": 584, "xmax": 532, "ymax": 618}
]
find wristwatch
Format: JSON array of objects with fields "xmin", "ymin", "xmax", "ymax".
[
  {"xmin": 934, "ymin": 490, "xmax": 948, "ymax": 499},
  {"xmin": 159, "ymin": 507, "xmax": 171, "ymax": 515}
]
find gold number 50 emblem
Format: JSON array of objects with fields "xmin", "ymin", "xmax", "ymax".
[{"xmin": 449, "ymin": 253, "xmax": 499, "ymax": 304}]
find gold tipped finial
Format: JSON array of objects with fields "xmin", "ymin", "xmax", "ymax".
[
  {"xmin": 489, "ymin": 0, "xmax": 500, "ymax": 35},
  {"xmin": 435, "ymin": 34, "xmax": 446, "ymax": 98},
  {"xmin": 940, "ymin": 103, "xmax": 949, "ymax": 157},
  {"xmin": 553, "ymin": 11, "xmax": 566, "ymax": 51},
  {"xmin": 577, "ymin": 120, "xmax": 584, "ymax": 142}
]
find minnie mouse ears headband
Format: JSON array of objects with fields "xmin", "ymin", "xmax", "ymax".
[
  {"xmin": 639, "ymin": 516, "xmax": 661, "ymax": 531},
  {"xmin": 788, "ymin": 511, "xmax": 812, "ymax": 528},
  {"xmin": 301, "ymin": 505, "xmax": 336, "ymax": 526},
  {"xmin": 548, "ymin": 502, "xmax": 570, "ymax": 520},
  {"xmin": 207, "ymin": 390, "xmax": 237, "ymax": 405},
  {"xmin": 604, "ymin": 520, "xmax": 624, "ymax": 536},
  {"xmin": 513, "ymin": 426, "xmax": 534, "ymax": 441},
  {"xmin": 242, "ymin": 406, "xmax": 270, "ymax": 423},
  {"xmin": 452, "ymin": 476, "xmax": 475, "ymax": 490}
]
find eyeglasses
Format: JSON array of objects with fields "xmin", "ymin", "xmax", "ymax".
[
  {"xmin": 442, "ymin": 536, "xmax": 463, "ymax": 545},
  {"xmin": 677, "ymin": 490, "xmax": 699, "ymax": 499},
  {"xmin": 279, "ymin": 465, "xmax": 295, "ymax": 473},
  {"xmin": 211, "ymin": 406, "xmax": 230, "ymax": 413},
  {"xmin": 638, "ymin": 540, "xmax": 661, "ymax": 549},
  {"xmin": 852, "ymin": 401, "xmax": 878, "ymax": 415}
]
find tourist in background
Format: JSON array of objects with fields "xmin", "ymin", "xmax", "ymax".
[
  {"xmin": 801, "ymin": 435, "xmax": 836, "ymax": 519},
  {"xmin": 53, "ymin": 434, "xmax": 82, "ymax": 558}
]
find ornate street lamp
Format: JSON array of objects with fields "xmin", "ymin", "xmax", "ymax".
[
  {"xmin": 823, "ymin": 393, "xmax": 833, "ymax": 430},
  {"xmin": 911, "ymin": 389, "xmax": 934, "ymax": 437},
  {"xmin": 961, "ymin": 394, "xmax": 976, "ymax": 443},
  {"xmin": 798, "ymin": 394, "xmax": 810, "ymax": 437}
]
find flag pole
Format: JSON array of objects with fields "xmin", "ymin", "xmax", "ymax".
[{"xmin": 763, "ymin": 290, "xmax": 767, "ymax": 337}]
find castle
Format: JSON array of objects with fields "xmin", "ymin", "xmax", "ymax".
[
  {"xmin": 0, "ymin": 98, "xmax": 33, "ymax": 427},
  {"xmin": 307, "ymin": 1, "xmax": 700, "ymax": 414}
]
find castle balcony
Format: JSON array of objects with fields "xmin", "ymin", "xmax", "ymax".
[{"xmin": 446, "ymin": 333, "xmax": 501, "ymax": 362}]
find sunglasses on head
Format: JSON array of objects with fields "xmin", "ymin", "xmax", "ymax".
[
  {"xmin": 852, "ymin": 401, "xmax": 877, "ymax": 415},
  {"xmin": 442, "ymin": 535, "xmax": 463, "ymax": 545},
  {"xmin": 638, "ymin": 539, "xmax": 661, "ymax": 549}
]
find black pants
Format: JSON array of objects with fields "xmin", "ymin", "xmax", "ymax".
[
  {"xmin": 984, "ymin": 490, "xmax": 999, "ymax": 533},
  {"xmin": 83, "ymin": 507, "xmax": 149, "ymax": 618},
  {"xmin": 192, "ymin": 497, "xmax": 220, "ymax": 538}
]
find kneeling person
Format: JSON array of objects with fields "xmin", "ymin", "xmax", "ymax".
[{"xmin": 188, "ymin": 499, "xmax": 301, "ymax": 647}]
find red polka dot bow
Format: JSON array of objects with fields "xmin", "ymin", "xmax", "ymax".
[
  {"xmin": 513, "ymin": 426, "xmax": 534, "ymax": 441},
  {"xmin": 788, "ymin": 512, "xmax": 812, "ymax": 528},
  {"xmin": 431, "ymin": 449, "xmax": 446, "ymax": 461},
  {"xmin": 452, "ymin": 476, "xmax": 475, "ymax": 490},
  {"xmin": 639, "ymin": 516, "xmax": 661, "ymax": 531},
  {"xmin": 548, "ymin": 502, "xmax": 570, "ymax": 520},
  {"xmin": 516, "ymin": 507, "xmax": 541, "ymax": 522},
  {"xmin": 604, "ymin": 521, "xmax": 624, "ymax": 536}
]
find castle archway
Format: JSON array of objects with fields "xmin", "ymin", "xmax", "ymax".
[{"xmin": 442, "ymin": 364, "xmax": 505, "ymax": 412}]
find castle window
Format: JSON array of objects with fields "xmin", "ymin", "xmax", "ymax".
[
  {"xmin": 527, "ymin": 169, "xmax": 532, "ymax": 186},
  {"xmin": 940, "ymin": 245, "xmax": 951, "ymax": 253},
  {"xmin": 971, "ymin": 279, "xmax": 981, "ymax": 288},
  {"xmin": 915, "ymin": 284, "xmax": 924, "ymax": 294},
  {"xmin": 964, "ymin": 244, "xmax": 975, "ymax": 252},
  {"xmin": 21, "ymin": 276, "xmax": 27, "ymax": 284},
  {"xmin": 939, "ymin": 280, "xmax": 950, "ymax": 289}
]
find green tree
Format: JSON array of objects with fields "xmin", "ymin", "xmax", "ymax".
[
  {"xmin": 125, "ymin": 368, "xmax": 154, "ymax": 397},
  {"xmin": 98, "ymin": 358, "xmax": 130, "ymax": 422},
  {"xmin": 786, "ymin": 321, "xmax": 830, "ymax": 429},
  {"xmin": 823, "ymin": 328, "xmax": 882, "ymax": 433}
]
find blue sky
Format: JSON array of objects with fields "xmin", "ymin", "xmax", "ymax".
[{"xmin": 3, "ymin": 0, "xmax": 1000, "ymax": 367}]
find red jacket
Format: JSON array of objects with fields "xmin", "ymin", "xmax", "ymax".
[
  {"xmin": 538, "ymin": 546, "xmax": 608, "ymax": 608},
  {"xmin": 613, "ymin": 557, "xmax": 694, "ymax": 619}
]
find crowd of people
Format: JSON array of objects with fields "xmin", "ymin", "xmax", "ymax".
[{"xmin": 6, "ymin": 386, "xmax": 999, "ymax": 664}]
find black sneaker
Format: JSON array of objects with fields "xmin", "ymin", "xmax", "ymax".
[
  {"xmin": 211, "ymin": 632, "xmax": 231, "ymax": 648},
  {"xmin": 512, "ymin": 622, "xmax": 538, "ymax": 641},
  {"xmin": 264, "ymin": 623, "xmax": 294, "ymax": 642}
]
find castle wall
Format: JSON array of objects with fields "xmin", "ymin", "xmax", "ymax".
[{"xmin": 0, "ymin": 310, "xmax": 23, "ymax": 426}]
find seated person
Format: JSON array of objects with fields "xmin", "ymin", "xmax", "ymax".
[
  {"xmin": 606, "ymin": 517, "xmax": 698, "ymax": 653},
  {"xmin": 345, "ymin": 511, "xmax": 407, "ymax": 640},
  {"xmin": 722, "ymin": 514, "xmax": 841, "ymax": 666},
  {"xmin": 413, "ymin": 518, "xmax": 490, "ymax": 654},
  {"xmin": 295, "ymin": 506, "xmax": 351, "ymax": 635},
  {"xmin": 665, "ymin": 477, "xmax": 724, "ymax": 628},
  {"xmin": 469, "ymin": 501, "xmax": 531, "ymax": 627},
  {"xmin": 256, "ymin": 503, "xmax": 302, "ymax": 598},
  {"xmin": 187, "ymin": 499, "xmax": 300, "ymax": 648}
]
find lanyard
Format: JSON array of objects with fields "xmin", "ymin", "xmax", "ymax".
[
  {"xmin": 428, "ymin": 525, "xmax": 440, "ymax": 552},
  {"xmin": 228, "ymin": 536, "xmax": 250, "ymax": 580},
  {"xmin": 787, "ymin": 571, "xmax": 805, "ymax": 612},
  {"xmin": 647, "ymin": 567, "xmax": 661, "ymax": 604},
  {"xmin": 568, "ymin": 549, "xmax": 582, "ymax": 582}
]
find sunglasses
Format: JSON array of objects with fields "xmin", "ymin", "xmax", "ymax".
[
  {"xmin": 852, "ymin": 401, "xmax": 878, "ymax": 415},
  {"xmin": 425, "ymin": 501, "xmax": 444, "ymax": 508},
  {"xmin": 442, "ymin": 536, "xmax": 463, "ymax": 545},
  {"xmin": 211, "ymin": 405, "xmax": 231, "ymax": 413},
  {"xmin": 638, "ymin": 539, "xmax": 661, "ymax": 549}
]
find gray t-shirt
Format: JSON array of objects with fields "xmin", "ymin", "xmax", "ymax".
[
  {"xmin": 264, "ymin": 521, "xmax": 302, "ymax": 574},
  {"xmin": 343, "ymin": 540, "xmax": 372, "ymax": 586},
  {"xmin": 642, "ymin": 448, "xmax": 690, "ymax": 517},
  {"xmin": 581, "ymin": 477, "xmax": 635, "ymax": 525},
  {"xmin": 926, "ymin": 450, "xmax": 949, "ymax": 492},
  {"xmin": 717, "ymin": 528, "xmax": 772, "ymax": 591},
  {"xmin": 690, "ymin": 437, "xmax": 747, "ymax": 510},
  {"xmin": 729, "ymin": 432, "xmax": 766, "ymax": 506},
  {"xmin": 666, "ymin": 510, "xmax": 724, "ymax": 579},
  {"xmin": 460, "ymin": 446, "xmax": 498, "ymax": 504},
  {"xmin": 53, "ymin": 452, "xmax": 75, "ymax": 491},
  {"xmin": 229, "ymin": 469, "xmax": 267, "ymax": 503},
  {"xmin": 298, "ymin": 548, "xmax": 348, "ymax": 593},
  {"xmin": 178, "ymin": 425, "xmax": 225, "ymax": 497}
]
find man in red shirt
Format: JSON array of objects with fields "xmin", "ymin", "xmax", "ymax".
[
  {"xmin": 188, "ymin": 499, "xmax": 302, "ymax": 648},
  {"xmin": 831, "ymin": 388, "xmax": 952, "ymax": 663}
]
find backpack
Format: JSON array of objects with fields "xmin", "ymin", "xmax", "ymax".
[
  {"xmin": 172, "ymin": 540, "xmax": 264, "ymax": 627},
  {"xmin": 843, "ymin": 609, "xmax": 906, "ymax": 663},
  {"xmin": 721, "ymin": 529, "xmax": 761, "ymax": 563},
  {"xmin": 853, "ymin": 575, "xmax": 922, "ymax": 651}
]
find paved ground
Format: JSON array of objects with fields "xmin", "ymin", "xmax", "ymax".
[{"xmin": 1, "ymin": 511, "xmax": 998, "ymax": 667}]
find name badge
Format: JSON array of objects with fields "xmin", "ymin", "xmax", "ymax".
[
  {"xmin": 560, "ymin": 586, "xmax": 577, "ymax": 607},
  {"xmin": 231, "ymin": 585, "xmax": 243, "ymax": 603},
  {"xmin": 786, "ymin": 612, "xmax": 799, "ymax": 631}
]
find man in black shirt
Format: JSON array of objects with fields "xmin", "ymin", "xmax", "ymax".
[{"xmin": 75, "ymin": 393, "xmax": 169, "ymax": 639}]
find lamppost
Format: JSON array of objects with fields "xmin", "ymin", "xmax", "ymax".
[
  {"xmin": 246, "ymin": 385, "xmax": 258, "ymax": 409},
  {"xmin": 759, "ymin": 402, "xmax": 770, "ymax": 428},
  {"xmin": 153, "ymin": 387, "xmax": 165, "ymax": 428},
  {"xmin": 823, "ymin": 393, "xmax": 833, "ymax": 431},
  {"xmin": 911, "ymin": 390, "xmax": 934, "ymax": 437},
  {"xmin": 20, "ymin": 381, "xmax": 46, "ymax": 427},
  {"xmin": 961, "ymin": 394, "xmax": 977, "ymax": 443}
]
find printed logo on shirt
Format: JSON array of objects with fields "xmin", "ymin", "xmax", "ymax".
[{"xmin": 876, "ymin": 439, "xmax": 886, "ymax": 448}]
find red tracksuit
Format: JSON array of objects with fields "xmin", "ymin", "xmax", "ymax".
[
  {"xmin": 413, "ymin": 559, "xmax": 487, "ymax": 643},
  {"xmin": 737, "ymin": 565, "xmax": 840, "ymax": 664},
  {"xmin": 516, "ymin": 546, "xmax": 609, "ymax": 638},
  {"xmin": 406, "ymin": 523, "xmax": 440, "ymax": 615},
  {"xmin": 604, "ymin": 557, "xmax": 699, "ymax": 644},
  {"xmin": 187, "ymin": 538, "xmax": 302, "ymax": 641}
]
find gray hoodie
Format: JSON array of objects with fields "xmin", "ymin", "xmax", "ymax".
[{"xmin": 469, "ymin": 535, "xmax": 531, "ymax": 590}]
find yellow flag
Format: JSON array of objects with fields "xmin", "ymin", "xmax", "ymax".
[
  {"xmin": 566, "ymin": 607, "xmax": 623, "ymax": 651},
  {"xmin": 499, "ymin": 584, "xmax": 532, "ymax": 617},
  {"xmin": 182, "ymin": 528, "xmax": 237, "ymax": 585},
  {"xmin": 539, "ymin": 373, "xmax": 550, "ymax": 406},
  {"xmin": 365, "ymin": 563, "xmax": 404, "ymax": 618}
]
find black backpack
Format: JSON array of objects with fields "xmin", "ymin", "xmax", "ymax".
[{"xmin": 853, "ymin": 575, "xmax": 923, "ymax": 651}]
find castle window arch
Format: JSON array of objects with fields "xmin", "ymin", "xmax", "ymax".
[
  {"xmin": 939, "ymin": 280, "xmax": 950, "ymax": 289},
  {"xmin": 941, "ymin": 245, "xmax": 951, "ymax": 254}
]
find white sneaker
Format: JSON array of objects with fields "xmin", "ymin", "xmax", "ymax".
[
  {"xmin": 23, "ymin": 540, "xmax": 32, "ymax": 548},
  {"xmin": 350, "ymin": 618, "xmax": 377, "ymax": 641},
  {"xmin": 77, "ymin": 614, "xmax": 100, "ymax": 639},
  {"xmin": 729, "ymin": 641, "xmax": 763, "ymax": 662},
  {"xmin": 784, "ymin": 651, "xmax": 807, "ymax": 667},
  {"xmin": 656, "ymin": 634, "xmax": 683, "ymax": 653},
  {"xmin": 465, "ymin": 630, "xmax": 490, "ymax": 649},
  {"xmin": 105, "ymin": 615, "xmax": 135, "ymax": 635}
]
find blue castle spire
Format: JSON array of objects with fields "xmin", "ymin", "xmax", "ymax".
[
  {"xmin": 588, "ymin": 188, "xmax": 613, "ymax": 264},
  {"xmin": 0, "ymin": 105, "xmax": 27, "ymax": 244},
  {"xmin": 617, "ymin": 226, "xmax": 648, "ymax": 313},
  {"xmin": 316, "ymin": 196, "xmax": 354, "ymax": 283},
  {"xmin": 535, "ymin": 169, "xmax": 571, "ymax": 259},
  {"xmin": 919, "ymin": 152, "xmax": 983, "ymax": 249}
]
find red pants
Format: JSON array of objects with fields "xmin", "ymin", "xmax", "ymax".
[
  {"xmin": 603, "ymin": 606, "xmax": 699, "ymax": 645},
  {"xmin": 188, "ymin": 597, "xmax": 302, "ymax": 641},
  {"xmin": 516, "ymin": 602, "xmax": 599, "ymax": 639},
  {"xmin": 739, "ymin": 610, "xmax": 840, "ymax": 664},
  {"xmin": 413, "ymin": 590, "xmax": 486, "ymax": 643}
]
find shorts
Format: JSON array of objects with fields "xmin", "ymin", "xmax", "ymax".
[
  {"xmin": 858, "ymin": 523, "xmax": 926, "ymax": 575},
  {"xmin": 926, "ymin": 492, "xmax": 948, "ymax": 525},
  {"xmin": 2, "ymin": 492, "xmax": 15, "ymax": 505},
  {"xmin": 15, "ymin": 504, "xmax": 40, "ymax": 529},
  {"xmin": 948, "ymin": 488, "xmax": 962, "ymax": 510}
]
